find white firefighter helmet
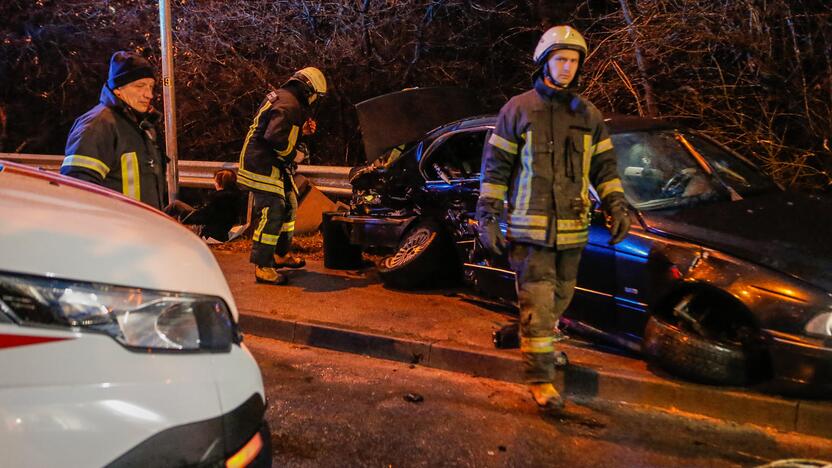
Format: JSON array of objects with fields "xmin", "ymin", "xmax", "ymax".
[
  {"xmin": 533, "ymin": 25, "xmax": 588, "ymax": 66},
  {"xmin": 289, "ymin": 67, "xmax": 327, "ymax": 104}
]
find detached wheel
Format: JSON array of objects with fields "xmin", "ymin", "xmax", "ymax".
[
  {"xmin": 642, "ymin": 294, "xmax": 766, "ymax": 386},
  {"xmin": 377, "ymin": 221, "xmax": 456, "ymax": 290}
]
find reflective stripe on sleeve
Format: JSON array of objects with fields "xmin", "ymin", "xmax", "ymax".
[
  {"xmin": 120, "ymin": 152, "xmax": 140, "ymax": 200},
  {"xmin": 591, "ymin": 138, "xmax": 614, "ymax": 156},
  {"xmin": 488, "ymin": 133, "xmax": 518, "ymax": 155},
  {"xmin": 480, "ymin": 182, "xmax": 508, "ymax": 200},
  {"xmin": 520, "ymin": 336, "xmax": 554, "ymax": 354},
  {"xmin": 62, "ymin": 155, "xmax": 110, "ymax": 178},
  {"xmin": 597, "ymin": 178, "xmax": 625, "ymax": 199},
  {"xmin": 276, "ymin": 125, "xmax": 300, "ymax": 157}
]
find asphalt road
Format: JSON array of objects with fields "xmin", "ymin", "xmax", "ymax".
[{"xmin": 246, "ymin": 334, "xmax": 832, "ymax": 468}]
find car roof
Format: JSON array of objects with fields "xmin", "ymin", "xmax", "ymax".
[{"xmin": 425, "ymin": 114, "xmax": 680, "ymax": 139}]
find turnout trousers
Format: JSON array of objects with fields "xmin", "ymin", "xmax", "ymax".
[
  {"xmin": 249, "ymin": 179, "xmax": 298, "ymax": 267},
  {"xmin": 509, "ymin": 243, "xmax": 582, "ymax": 383}
]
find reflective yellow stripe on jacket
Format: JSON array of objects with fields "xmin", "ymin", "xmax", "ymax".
[
  {"xmin": 488, "ymin": 133, "xmax": 518, "ymax": 155},
  {"xmin": 237, "ymin": 167, "xmax": 285, "ymax": 195},
  {"xmin": 120, "ymin": 152, "xmax": 140, "ymax": 200},
  {"xmin": 61, "ymin": 154, "xmax": 110, "ymax": 178},
  {"xmin": 276, "ymin": 125, "xmax": 300, "ymax": 157},
  {"xmin": 480, "ymin": 182, "xmax": 507, "ymax": 200}
]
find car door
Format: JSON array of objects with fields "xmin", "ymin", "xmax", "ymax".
[{"xmin": 569, "ymin": 198, "xmax": 619, "ymax": 329}]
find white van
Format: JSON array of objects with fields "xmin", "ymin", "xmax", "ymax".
[{"xmin": 0, "ymin": 161, "xmax": 269, "ymax": 467}]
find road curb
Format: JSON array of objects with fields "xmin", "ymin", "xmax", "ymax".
[{"xmin": 239, "ymin": 311, "xmax": 832, "ymax": 439}]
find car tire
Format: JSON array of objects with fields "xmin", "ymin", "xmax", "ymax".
[
  {"xmin": 377, "ymin": 221, "xmax": 456, "ymax": 290},
  {"xmin": 322, "ymin": 211, "xmax": 364, "ymax": 270},
  {"xmin": 642, "ymin": 314, "xmax": 753, "ymax": 386}
]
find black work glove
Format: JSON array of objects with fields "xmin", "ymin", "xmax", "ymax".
[
  {"xmin": 476, "ymin": 196, "xmax": 506, "ymax": 255},
  {"xmin": 477, "ymin": 215, "xmax": 506, "ymax": 256},
  {"xmin": 603, "ymin": 195, "xmax": 631, "ymax": 245}
]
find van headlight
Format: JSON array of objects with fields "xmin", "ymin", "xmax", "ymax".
[
  {"xmin": 0, "ymin": 272, "xmax": 237, "ymax": 352},
  {"xmin": 805, "ymin": 312, "xmax": 832, "ymax": 338}
]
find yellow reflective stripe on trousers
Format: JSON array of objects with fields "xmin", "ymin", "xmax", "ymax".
[
  {"xmin": 513, "ymin": 130, "xmax": 534, "ymax": 215},
  {"xmin": 280, "ymin": 221, "xmax": 295, "ymax": 233},
  {"xmin": 488, "ymin": 133, "xmax": 518, "ymax": 155},
  {"xmin": 480, "ymin": 182, "xmax": 508, "ymax": 200},
  {"xmin": 120, "ymin": 152, "xmax": 140, "ymax": 200},
  {"xmin": 507, "ymin": 213, "xmax": 548, "ymax": 228},
  {"xmin": 506, "ymin": 225, "xmax": 547, "ymax": 242},
  {"xmin": 253, "ymin": 207, "xmax": 270, "ymax": 243},
  {"xmin": 520, "ymin": 336, "xmax": 554, "ymax": 354},
  {"xmin": 591, "ymin": 138, "xmax": 614, "ymax": 156},
  {"xmin": 258, "ymin": 233, "xmax": 278, "ymax": 245},
  {"xmin": 597, "ymin": 178, "xmax": 624, "ymax": 199},
  {"xmin": 556, "ymin": 230, "xmax": 589, "ymax": 245},
  {"xmin": 62, "ymin": 154, "xmax": 110, "ymax": 178},
  {"xmin": 276, "ymin": 125, "xmax": 300, "ymax": 157},
  {"xmin": 238, "ymin": 101, "xmax": 272, "ymax": 167}
]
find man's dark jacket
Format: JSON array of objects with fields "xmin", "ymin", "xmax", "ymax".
[
  {"xmin": 184, "ymin": 188, "xmax": 244, "ymax": 242},
  {"xmin": 62, "ymin": 86, "xmax": 166, "ymax": 209},
  {"xmin": 237, "ymin": 87, "xmax": 309, "ymax": 199}
]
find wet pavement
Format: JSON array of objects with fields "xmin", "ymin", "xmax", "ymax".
[
  {"xmin": 248, "ymin": 334, "xmax": 832, "ymax": 467},
  {"xmin": 214, "ymin": 249, "xmax": 832, "ymax": 438}
]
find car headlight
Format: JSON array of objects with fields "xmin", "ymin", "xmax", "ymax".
[
  {"xmin": 805, "ymin": 312, "xmax": 832, "ymax": 338},
  {"xmin": 0, "ymin": 271, "xmax": 238, "ymax": 352}
]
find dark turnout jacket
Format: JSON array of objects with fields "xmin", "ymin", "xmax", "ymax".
[
  {"xmin": 479, "ymin": 79, "xmax": 625, "ymax": 249},
  {"xmin": 237, "ymin": 86, "xmax": 309, "ymax": 198},
  {"xmin": 184, "ymin": 188, "xmax": 244, "ymax": 242},
  {"xmin": 62, "ymin": 86, "xmax": 166, "ymax": 209}
]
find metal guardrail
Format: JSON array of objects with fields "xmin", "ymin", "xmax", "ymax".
[{"xmin": 0, "ymin": 153, "xmax": 353, "ymax": 197}]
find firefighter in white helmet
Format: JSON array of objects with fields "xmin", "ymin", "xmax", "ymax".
[
  {"xmin": 238, "ymin": 67, "xmax": 327, "ymax": 285},
  {"xmin": 477, "ymin": 26, "xmax": 630, "ymax": 411}
]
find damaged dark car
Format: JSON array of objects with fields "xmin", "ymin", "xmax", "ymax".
[{"xmin": 323, "ymin": 88, "xmax": 832, "ymax": 397}]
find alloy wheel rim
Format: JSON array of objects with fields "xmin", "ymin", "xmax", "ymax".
[{"xmin": 385, "ymin": 229, "xmax": 435, "ymax": 268}]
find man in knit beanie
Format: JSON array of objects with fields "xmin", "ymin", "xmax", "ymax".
[{"xmin": 62, "ymin": 51, "xmax": 166, "ymax": 209}]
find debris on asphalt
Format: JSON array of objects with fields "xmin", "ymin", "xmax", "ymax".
[{"xmin": 403, "ymin": 393, "xmax": 424, "ymax": 403}]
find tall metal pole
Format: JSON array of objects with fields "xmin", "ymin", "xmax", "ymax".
[{"xmin": 159, "ymin": 0, "xmax": 179, "ymax": 203}]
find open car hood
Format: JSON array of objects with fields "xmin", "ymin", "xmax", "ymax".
[
  {"xmin": 642, "ymin": 191, "xmax": 832, "ymax": 292},
  {"xmin": 355, "ymin": 87, "xmax": 484, "ymax": 163}
]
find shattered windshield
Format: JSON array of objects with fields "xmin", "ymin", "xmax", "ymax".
[{"xmin": 611, "ymin": 130, "xmax": 775, "ymax": 211}]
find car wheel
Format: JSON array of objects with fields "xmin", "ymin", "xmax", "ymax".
[
  {"xmin": 642, "ymin": 294, "xmax": 767, "ymax": 386},
  {"xmin": 377, "ymin": 221, "xmax": 456, "ymax": 289}
]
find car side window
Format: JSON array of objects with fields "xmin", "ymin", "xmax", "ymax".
[{"xmin": 424, "ymin": 131, "xmax": 486, "ymax": 181}]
